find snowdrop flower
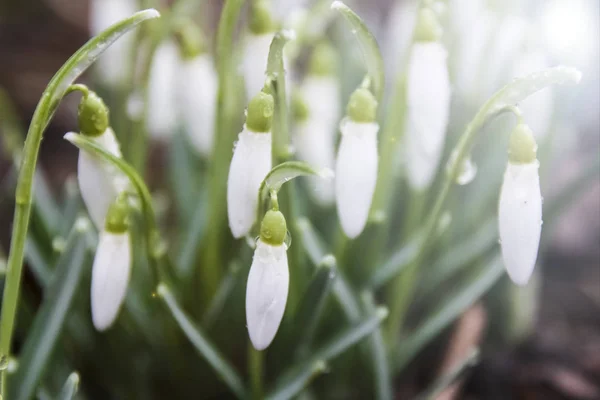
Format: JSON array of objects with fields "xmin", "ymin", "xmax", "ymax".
[
  {"xmin": 242, "ymin": 0, "xmax": 277, "ymax": 100},
  {"xmin": 335, "ymin": 88, "xmax": 379, "ymax": 238},
  {"xmin": 90, "ymin": 0, "xmax": 137, "ymax": 86},
  {"xmin": 246, "ymin": 208, "xmax": 289, "ymax": 350},
  {"xmin": 405, "ymin": 8, "xmax": 450, "ymax": 191},
  {"xmin": 227, "ymin": 91, "xmax": 274, "ymax": 238},
  {"xmin": 91, "ymin": 196, "xmax": 132, "ymax": 331},
  {"xmin": 499, "ymin": 123, "xmax": 542, "ymax": 286},
  {"xmin": 176, "ymin": 25, "xmax": 218, "ymax": 157},
  {"xmin": 72, "ymin": 90, "xmax": 129, "ymax": 229},
  {"xmin": 293, "ymin": 42, "xmax": 340, "ymax": 205},
  {"xmin": 147, "ymin": 39, "xmax": 179, "ymax": 139},
  {"xmin": 512, "ymin": 51, "xmax": 554, "ymax": 140},
  {"xmin": 383, "ymin": 0, "xmax": 417, "ymax": 79}
]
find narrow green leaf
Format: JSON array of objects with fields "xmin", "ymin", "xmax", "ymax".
[
  {"xmin": 422, "ymin": 218, "xmax": 497, "ymax": 294},
  {"xmin": 331, "ymin": 1, "xmax": 385, "ymax": 102},
  {"xmin": 267, "ymin": 308, "xmax": 388, "ymax": 400},
  {"xmin": 202, "ymin": 261, "xmax": 242, "ymax": 329},
  {"xmin": 414, "ymin": 348, "xmax": 479, "ymax": 400},
  {"xmin": 296, "ymin": 217, "xmax": 361, "ymax": 322},
  {"xmin": 362, "ymin": 292, "xmax": 392, "ymax": 400},
  {"xmin": 169, "ymin": 131, "xmax": 201, "ymax": 224},
  {"xmin": 24, "ymin": 235, "xmax": 52, "ymax": 286},
  {"xmin": 294, "ymin": 255, "xmax": 337, "ymax": 352},
  {"xmin": 32, "ymin": 170, "xmax": 61, "ymax": 235},
  {"xmin": 177, "ymin": 201, "xmax": 208, "ymax": 280},
  {"xmin": 11, "ymin": 218, "xmax": 92, "ymax": 400},
  {"xmin": 369, "ymin": 235, "xmax": 421, "ymax": 289},
  {"xmin": 157, "ymin": 284, "xmax": 247, "ymax": 399},
  {"xmin": 394, "ymin": 255, "xmax": 504, "ymax": 372},
  {"xmin": 57, "ymin": 372, "xmax": 80, "ymax": 400},
  {"xmin": 59, "ymin": 177, "xmax": 82, "ymax": 237}
]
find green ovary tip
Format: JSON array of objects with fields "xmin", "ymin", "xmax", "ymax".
[
  {"xmin": 260, "ymin": 209, "xmax": 287, "ymax": 246},
  {"xmin": 246, "ymin": 91, "xmax": 275, "ymax": 133},
  {"xmin": 78, "ymin": 90, "xmax": 109, "ymax": 137},
  {"xmin": 508, "ymin": 123, "xmax": 538, "ymax": 164},
  {"xmin": 347, "ymin": 87, "xmax": 377, "ymax": 123}
]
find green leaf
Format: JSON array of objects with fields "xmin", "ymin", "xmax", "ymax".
[
  {"xmin": 177, "ymin": 199, "xmax": 208, "ymax": 280},
  {"xmin": 267, "ymin": 308, "xmax": 388, "ymax": 400},
  {"xmin": 169, "ymin": 131, "xmax": 201, "ymax": 225},
  {"xmin": 362, "ymin": 292, "xmax": 392, "ymax": 400},
  {"xmin": 414, "ymin": 348, "xmax": 479, "ymax": 400},
  {"xmin": 369, "ymin": 235, "xmax": 421, "ymax": 289},
  {"xmin": 157, "ymin": 283, "xmax": 247, "ymax": 399},
  {"xmin": 394, "ymin": 254, "xmax": 504, "ymax": 372},
  {"xmin": 24, "ymin": 235, "xmax": 52, "ymax": 286},
  {"xmin": 296, "ymin": 217, "xmax": 361, "ymax": 322},
  {"xmin": 258, "ymin": 161, "xmax": 333, "ymax": 217},
  {"xmin": 293, "ymin": 255, "xmax": 337, "ymax": 353},
  {"xmin": 11, "ymin": 218, "xmax": 92, "ymax": 400},
  {"xmin": 57, "ymin": 372, "xmax": 80, "ymax": 400},
  {"xmin": 202, "ymin": 261, "xmax": 242, "ymax": 329},
  {"xmin": 331, "ymin": 1, "xmax": 385, "ymax": 102}
]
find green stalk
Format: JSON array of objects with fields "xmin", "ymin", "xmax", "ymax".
[
  {"xmin": 202, "ymin": 0, "xmax": 245, "ymax": 304},
  {"xmin": 248, "ymin": 343, "xmax": 264, "ymax": 400},
  {"xmin": 0, "ymin": 10, "xmax": 159, "ymax": 397}
]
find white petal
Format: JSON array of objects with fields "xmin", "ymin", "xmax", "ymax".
[
  {"xmin": 499, "ymin": 162, "xmax": 542, "ymax": 286},
  {"xmin": 245, "ymin": 240, "xmax": 289, "ymax": 350},
  {"xmin": 91, "ymin": 231, "xmax": 132, "ymax": 331},
  {"xmin": 405, "ymin": 42, "xmax": 451, "ymax": 191},
  {"xmin": 147, "ymin": 40, "xmax": 179, "ymax": 139},
  {"xmin": 178, "ymin": 54, "xmax": 218, "ymax": 156},
  {"xmin": 383, "ymin": 1, "xmax": 417, "ymax": 79},
  {"xmin": 90, "ymin": 0, "xmax": 137, "ymax": 85},
  {"xmin": 335, "ymin": 119, "xmax": 379, "ymax": 238},
  {"xmin": 301, "ymin": 76, "xmax": 341, "ymax": 135},
  {"xmin": 78, "ymin": 128, "xmax": 127, "ymax": 229},
  {"xmin": 227, "ymin": 128, "xmax": 272, "ymax": 238},
  {"xmin": 294, "ymin": 119, "xmax": 335, "ymax": 205},
  {"xmin": 512, "ymin": 52, "xmax": 554, "ymax": 140},
  {"xmin": 242, "ymin": 33, "xmax": 274, "ymax": 100}
]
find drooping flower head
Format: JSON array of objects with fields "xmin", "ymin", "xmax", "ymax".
[
  {"xmin": 293, "ymin": 41, "xmax": 340, "ymax": 206},
  {"xmin": 227, "ymin": 90, "xmax": 274, "ymax": 238},
  {"xmin": 91, "ymin": 195, "xmax": 132, "ymax": 331},
  {"xmin": 246, "ymin": 206, "xmax": 289, "ymax": 350},
  {"xmin": 73, "ymin": 89, "xmax": 129, "ymax": 229},
  {"xmin": 147, "ymin": 39, "xmax": 179, "ymax": 139},
  {"xmin": 335, "ymin": 87, "xmax": 379, "ymax": 238},
  {"xmin": 499, "ymin": 122, "xmax": 542, "ymax": 286},
  {"xmin": 174, "ymin": 22, "xmax": 218, "ymax": 157},
  {"xmin": 405, "ymin": 7, "xmax": 451, "ymax": 191}
]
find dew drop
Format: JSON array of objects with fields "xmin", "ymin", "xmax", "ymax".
[{"xmin": 284, "ymin": 230, "xmax": 292, "ymax": 250}]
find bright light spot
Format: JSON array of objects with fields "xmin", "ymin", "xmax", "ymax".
[{"xmin": 541, "ymin": 0, "xmax": 597, "ymax": 66}]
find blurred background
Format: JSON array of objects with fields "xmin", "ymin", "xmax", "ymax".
[{"xmin": 0, "ymin": 0, "xmax": 599, "ymax": 398}]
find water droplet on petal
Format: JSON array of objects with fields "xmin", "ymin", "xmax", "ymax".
[
  {"xmin": 456, "ymin": 157, "xmax": 477, "ymax": 185},
  {"xmin": 284, "ymin": 230, "xmax": 292, "ymax": 250}
]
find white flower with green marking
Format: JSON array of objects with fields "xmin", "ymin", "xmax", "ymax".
[
  {"xmin": 499, "ymin": 123, "xmax": 542, "ymax": 286},
  {"xmin": 91, "ymin": 197, "xmax": 132, "ymax": 331},
  {"xmin": 147, "ymin": 40, "xmax": 179, "ymax": 139},
  {"xmin": 335, "ymin": 88, "xmax": 379, "ymax": 238},
  {"xmin": 246, "ymin": 209, "xmax": 289, "ymax": 350},
  {"xmin": 227, "ymin": 91, "xmax": 274, "ymax": 238}
]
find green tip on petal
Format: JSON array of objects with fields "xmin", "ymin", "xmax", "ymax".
[
  {"xmin": 174, "ymin": 20, "xmax": 206, "ymax": 59},
  {"xmin": 347, "ymin": 87, "xmax": 377, "ymax": 123},
  {"xmin": 291, "ymin": 91, "xmax": 309, "ymax": 122},
  {"xmin": 308, "ymin": 41, "xmax": 338, "ymax": 76},
  {"xmin": 78, "ymin": 91, "xmax": 109, "ymax": 137},
  {"xmin": 249, "ymin": 0, "xmax": 276, "ymax": 34},
  {"xmin": 104, "ymin": 196, "xmax": 130, "ymax": 234},
  {"xmin": 260, "ymin": 209, "xmax": 287, "ymax": 245},
  {"xmin": 246, "ymin": 90, "xmax": 275, "ymax": 132},
  {"xmin": 508, "ymin": 123, "xmax": 538, "ymax": 164},
  {"xmin": 414, "ymin": 7, "xmax": 442, "ymax": 43}
]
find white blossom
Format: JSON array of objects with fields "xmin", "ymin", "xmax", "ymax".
[
  {"xmin": 246, "ymin": 239, "xmax": 289, "ymax": 350},
  {"xmin": 335, "ymin": 118, "xmax": 379, "ymax": 238},
  {"xmin": 91, "ymin": 230, "xmax": 132, "ymax": 331},
  {"xmin": 227, "ymin": 127, "xmax": 272, "ymax": 238},
  {"xmin": 242, "ymin": 33, "xmax": 274, "ymax": 100},
  {"xmin": 178, "ymin": 53, "xmax": 218, "ymax": 156},
  {"xmin": 147, "ymin": 40, "xmax": 179, "ymax": 139},
  {"xmin": 499, "ymin": 161, "xmax": 542, "ymax": 286},
  {"xmin": 74, "ymin": 129, "xmax": 128, "ymax": 229},
  {"xmin": 405, "ymin": 41, "xmax": 451, "ymax": 191},
  {"xmin": 90, "ymin": 0, "xmax": 137, "ymax": 85}
]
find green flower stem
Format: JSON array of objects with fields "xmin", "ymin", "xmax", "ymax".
[
  {"xmin": 0, "ymin": 10, "xmax": 159, "ymax": 397},
  {"xmin": 248, "ymin": 342, "xmax": 264, "ymax": 400},
  {"xmin": 202, "ymin": 0, "xmax": 245, "ymax": 305}
]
